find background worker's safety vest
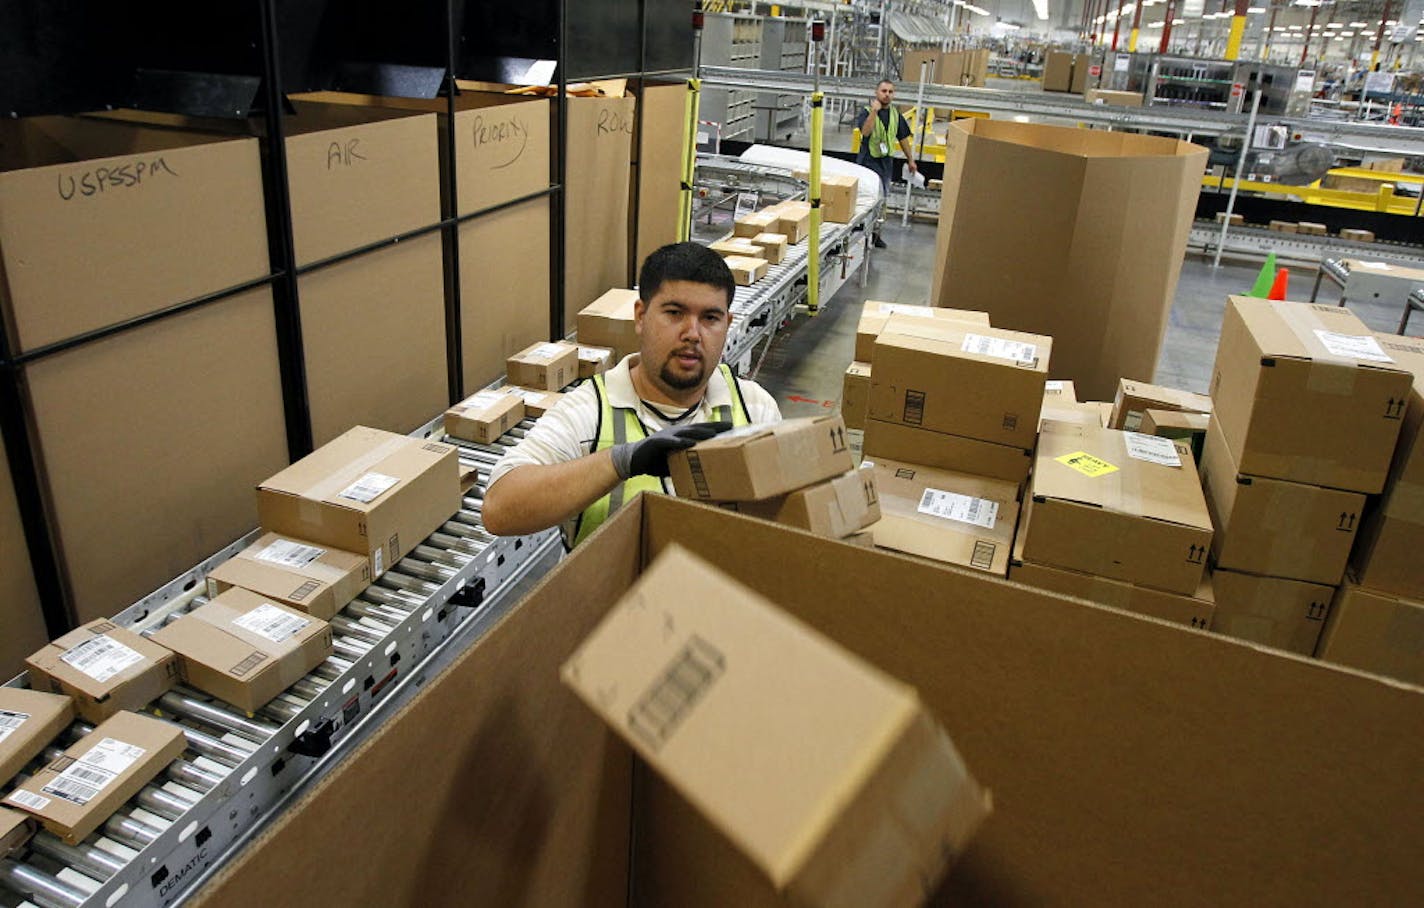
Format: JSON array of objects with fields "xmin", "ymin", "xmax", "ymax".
[
  {"xmin": 866, "ymin": 106, "xmax": 901, "ymax": 159},
  {"xmin": 571, "ymin": 364, "xmax": 750, "ymax": 547}
]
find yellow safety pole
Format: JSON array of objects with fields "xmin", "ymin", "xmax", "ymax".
[
  {"xmin": 1224, "ymin": 0, "xmax": 1250, "ymax": 61},
  {"xmin": 807, "ymin": 19, "xmax": 825, "ymax": 315},
  {"xmin": 677, "ymin": 77, "xmax": 701, "ymax": 242}
]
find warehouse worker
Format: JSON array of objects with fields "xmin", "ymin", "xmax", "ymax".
[
  {"xmin": 856, "ymin": 79, "xmax": 919, "ymax": 250},
  {"xmin": 482, "ymin": 242, "xmax": 782, "ymax": 547}
]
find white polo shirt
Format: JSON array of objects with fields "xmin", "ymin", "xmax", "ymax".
[{"xmin": 487, "ymin": 354, "xmax": 782, "ymax": 497}]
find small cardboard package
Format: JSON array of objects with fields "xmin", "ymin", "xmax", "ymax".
[
  {"xmin": 668, "ymin": 416, "xmax": 854, "ymax": 502},
  {"xmin": 205, "ymin": 532, "xmax": 371, "ymax": 621},
  {"xmin": 25, "ymin": 621, "xmax": 178, "ymax": 724},
  {"xmin": 576, "ymin": 344, "xmax": 614, "ymax": 380},
  {"xmin": 863, "ymin": 419, "xmax": 1032, "ymax": 487},
  {"xmin": 1140, "ymin": 409, "xmax": 1209, "ymax": 462},
  {"xmin": 792, "ymin": 171, "xmax": 859, "ymax": 223},
  {"xmin": 1108, "ymin": 379, "xmax": 1211, "ymax": 432},
  {"xmin": 1209, "ymin": 298, "xmax": 1412, "ymax": 493},
  {"xmin": 500, "ymin": 385, "xmax": 563, "ymax": 418},
  {"xmin": 766, "ymin": 201, "xmax": 812, "ymax": 243},
  {"xmin": 841, "ymin": 361, "xmax": 871, "ymax": 430},
  {"xmin": 507, "ymin": 340, "xmax": 579, "ymax": 391},
  {"xmin": 749, "ymin": 232, "xmax": 788, "ymax": 264},
  {"xmin": 863, "ymin": 457, "xmax": 1020, "ymax": 576},
  {"xmin": 561, "ymin": 545, "xmax": 991, "ymax": 908},
  {"xmin": 717, "ymin": 468, "xmax": 880, "ymax": 539},
  {"xmin": 444, "ymin": 390, "xmax": 525, "ymax": 444},
  {"xmin": 0, "ymin": 807, "xmax": 32, "ymax": 859},
  {"xmin": 709, "ymin": 239, "xmax": 763, "ymax": 258},
  {"xmin": 733, "ymin": 211, "xmax": 779, "ymax": 238},
  {"xmin": 1209, "ymin": 569, "xmax": 1335, "ymax": 656},
  {"xmin": 869, "ymin": 319, "xmax": 1050, "ymax": 449},
  {"xmin": 256, "ymin": 426, "xmax": 462, "ymax": 579},
  {"xmin": 1340, "ymin": 228, "xmax": 1375, "ymax": 243},
  {"xmin": 0, "ymin": 688, "xmax": 76, "ymax": 786},
  {"xmin": 854, "ymin": 302, "xmax": 989, "ymax": 364},
  {"xmin": 1198, "ymin": 420, "xmax": 1362, "ymax": 586},
  {"xmin": 1024, "ymin": 422, "xmax": 1212, "ymax": 594},
  {"xmin": 724, "ymin": 255, "xmax": 769, "ymax": 286},
  {"xmin": 151, "ymin": 588, "xmax": 334, "ymax": 714},
  {"xmin": 3, "ymin": 711, "xmax": 185, "ymax": 844},
  {"xmin": 577, "ymin": 288, "xmax": 640, "ymax": 361},
  {"xmin": 1316, "ymin": 582, "xmax": 1424, "ymax": 685}
]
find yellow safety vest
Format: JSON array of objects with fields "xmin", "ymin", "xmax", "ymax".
[
  {"xmin": 571, "ymin": 364, "xmax": 750, "ymax": 547},
  {"xmin": 866, "ymin": 106, "xmax": 901, "ymax": 159}
]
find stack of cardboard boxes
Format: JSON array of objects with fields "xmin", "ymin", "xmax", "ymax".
[
  {"xmin": 1200, "ymin": 298, "xmax": 1413, "ymax": 655},
  {"xmin": 706, "ymin": 198, "xmax": 822, "ymax": 287}
]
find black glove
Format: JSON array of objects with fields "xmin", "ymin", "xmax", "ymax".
[{"xmin": 610, "ymin": 421, "xmax": 733, "ymax": 480}]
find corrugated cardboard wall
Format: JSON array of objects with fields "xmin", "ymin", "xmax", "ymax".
[
  {"xmin": 631, "ymin": 82, "xmax": 685, "ymax": 277},
  {"xmin": 0, "ymin": 421, "xmax": 48, "ymax": 679},
  {"xmin": 564, "ymin": 95, "xmax": 635, "ymax": 333}
]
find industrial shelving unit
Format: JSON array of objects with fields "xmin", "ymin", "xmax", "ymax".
[
  {"xmin": 700, "ymin": 12, "xmax": 764, "ymax": 143},
  {"xmin": 754, "ymin": 17, "xmax": 809, "ymax": 143}
]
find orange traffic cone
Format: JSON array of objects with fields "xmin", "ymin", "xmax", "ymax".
[{"xmin": 1267, "ymin": 267, "xmax": 1290, "ymax": 300}]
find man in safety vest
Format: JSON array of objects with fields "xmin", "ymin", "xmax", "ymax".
[
  {"xmin": 857, "ymin": 79, "xmax": 919, "ymax": 250},
  {"xmin": 482, "ymin": 242, "xmax": 782, "ymax": 547}
]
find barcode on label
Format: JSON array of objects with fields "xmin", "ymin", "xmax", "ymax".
[
  {"xmin": 232, "ymin": 604, "xmax": 310, "ymax": 644},
  {"xmin": 338, "ymin": 472, "xmax": 399, "ymax": 504},
  {"xmin": 503, "ymin": 387, "xmax": 543, "ymax": 403},
  {"xmin": 43, "ymin": 775, "xmax": 103, "ymax": 805},
  {"xmin": 255, "ymin": 539, "xmax": 326, "ymax": 570},
  {"xmin": 578, "ymin": 348, "xmax": 609, "ymax": 362},
  {"xmin": 1124, "ymin": 432, "xmax": 1183, "ymax": 467},
  {"xmin": 917, "ymin": 488, "xmax": 999, "ymax": 529},
  {"xmin": 59, "ymin": 634, "xmax": 145, "ymax": 683},
  {"xmin": 7, "ymin": 790, "xmax": 50, "ymax": 811},
  {"xmin": 532, "ymin": 343, "xmax": 566, "ymax": 360},
  {"xmin": 75, "ymin": 738, "xmax": 146, "ymax": 774},
  {"xmin": 0, "ymin": 709, "xmax": 28, "ymax": 744},
  {"xmin": 465, "ymin": 391, "xmax": 504, "ymax": 409},
  {"xmin": 961, "ymin": 333, "xmax": 1037, "ymax": 365},
  {"xmin": 1312, "ymin": 329, "xmax": 1394, "ymax": 363}
]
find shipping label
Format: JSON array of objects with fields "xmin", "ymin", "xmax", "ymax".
[
  {"xmin": 0, "ymin": 709, "xmax": 30, "ymax": 745},
  {"xmin": 1312, "ymin": 329, "xmax": 1394, "ymax": 363},
  {"xmin": 232, "ymin": 604, "xmax": 311, "ymax": 644},
  {"xmin": 41, "ymin": 738, "xmax": 145, "ymax": 806},
  {"xmin": 59, "ymin": 635, "xmax": 145, "ymax": 684},
  {"xmin": 6, "ymin": 789, "xmax": 51, "ymax": 811},
  {"xmin": 916, "ymin": 488, "xmax": 999, "ymax": 529},
  {"xmin": 1124, "ymin": 432, "xmax": 1183, "ymax": 467},
  {"xmin": 961, "ymin": 333, "xmax": 1037, "ymax": 365},
  {"xmin": 338, "ymin": 472, "xmax": 399, "ymax": 504},
  {"xmin": 254, "ymin": 539, "xmax": 327, "ymax": 570}
]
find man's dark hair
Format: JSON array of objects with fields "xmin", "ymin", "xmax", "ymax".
[
  {"xmin": 878, "ymin": 78, "xmax": 895, "ymax": 88},
  {"xmin": 638, "ymin": 242, "xmax": 736, "ymax": 308}
]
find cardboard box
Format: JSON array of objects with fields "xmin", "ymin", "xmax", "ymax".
[
  {"xmin": 577, "ymin": 288, "xmax": 641, "ymax": 362},
  {"xmin": 1198, "ymin": 419, "xmax": 1362, "ymax": 586},
  {"xmin": 715, "ymin": 468, "xmax": 881, "ymax": 539},
  {"xmin": 1, "ymin": 419, "xmax": 47, "ymax": 681},
  {"xmin": 25, "ymin": 621, "xmax": 178, "ymax": 724},
  {"xmin": 0, "ymin": 807, "xmax": 32, "ymax": 859},
  {"xmin": 930, "ymin": 120, "xmax": 1206, "ymax": 400},
  {"xmin": 0, "ymin": 688, "xmax": 76, "ymax": 787},
  {"xmin": 709, "ymin": 239, "xmax": 763, "ymax": 258},
  {"xmin": 854, "ymin": 302, "xmax": 989, "ymax": 364},
  {"xmin": 631, "ymin": 81, "xmax": 686, "ymax": 276},
  {"xmin": 1140, "ymin": 409, "xmax": 1209, "ymax": 462},
  {"xmin": 1214, "ymin": 212, "xmax": 1245, "ymax": 226},
  {"xmin": 507, "ymin": 340, "xmax": 579, "ymax": 391},
  {"xmin": 190, "ymin": 493, "xmax": 1424, "ymax": 908},
  {"xmin": 864, "ymin": 458, "xmax": 1019, "ymax": 576},
  {"xmin": 564, "ymin": 92, "xmax": 637, "ymax": 333},
  {"xmin": 2, "ymin": 711, "xmax": 185, "ymax": 845},
  {"xmin": 724, "ymin": 255, "xmax": 768, "ymax": 286},
  {"xmin": 927, "ymin": 178, "xmax": 943, "ymax": 191},
  {"xmin": 1025, "ymin": 422, "xmax": 1212, "ymax": 594},
  {"xmin": 500, "ymin": 386, "xmax": 563, "ymax": 419},
  {"xmin": 1041, "ymin": 51, "xmax": 1075, "ymax": 92},
  {"xmin": 748, "ymin": 232, "xmax": 788, "ymax": 264},
  {"xmin": 1350, "ymin": 334, "xmax": 1424, "ymax": 598},
  {"xmin": 869, "ymin": 320, "xmax": 1050, "ymax": 449},
  {"xmin": 1109, "ymin": 379, "xmax": 1211, "ymax": 432},
  {"xmin": 256, "ymin": 426, "xmax": 462, "ymax": 579},
  {"xmin": 1341, "ymin": 228, "xmax": 1376, "ymax": 243},
  {"xmin": 151, "ymin": 588, "xmax": 334, "ymax": 714},
  {"xmin": 841, "ymin": 361, "xmax": 871, "ymax": 430},
  {"xmin": 576, "ymin": 345, "xmax": 613, "ymax": 380},
  {"xmin": 205, "ymin": 532, "xmax": 372, "ymax": 622},
  {"xmin": 1269, "ymin": 220, "xmax": 1298, "ymax": 233},
  {"xmin": 1084, "ymin": 89, "xmax": 1143, "ymax": 107},
  {"xmin": 766, "ymin": 201, "xmax": 812, "ymax": 244},
  {"xmin": 1043, "ymin": 379, "xmax": 1076, "ymax": 402},
  {"xmin": 732, "ymin": 211, "xmax": 778, "ymax": 238},
  {"xmin": 562, "ymin": 544, "xmax": 989, "ymax": 906},
  {"xmin": 1209, "ymin": 297, "xmax": 1413, "ymax": 494},
  {"xmin": 1316, "ymin": 582, "xmax": 1424, "ymax": 685},
  {"xmin": 668, "ymin": 416, "xmax": 854, "ymax": 502},
  {"xmin": 444, "ymin": 390, "xmax": 525, "ymax": 445},
  {"xmin": 863, "ymin": 419, "xmax": 1032, "ymax": 487},
  {"xmin": 1210, "ymin": 569, "xmax": 1335, "ymax": 656},
  {"xmin": 1297, "ymin": 221, "xmax": 1328, "ymax": 236},
  {"xmin": 793, "ymin": 171, "xmax": 858, "ymax": 223}
]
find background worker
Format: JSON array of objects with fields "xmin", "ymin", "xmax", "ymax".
[
  {"xmin": 481, "ymin": 242, "xmax": 782, "ymax": 547},
  {"xmin": 857, "ymin": 78, "xmax": 919, "ymax": 249}
]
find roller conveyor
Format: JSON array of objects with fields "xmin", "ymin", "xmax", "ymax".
[{"xmin": 1, "ymin": 414, "xmax": 560, "ymax": 908}]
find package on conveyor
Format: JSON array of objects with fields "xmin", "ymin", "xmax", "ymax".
[
  {"xmin": 724, "ymin": 255, "xmax": 769, "ymax": 286},
  {"xmin": 0, "ymin": 807, "xmax": 32, "ymax": 859},
  {"xmin": 500, "ymin": 386, "xmax": 563, "ymax": 418},
  {"xmin": 715, "ymin": 467, "xmax": 880, "ymax": 540},
  {"xmin": 1208, "ymin": 570, "xmax": 1335, "ymax": 657},
  {"xmin": 1351, "ymin": 333, "xmax": 1424, "ymax": 599},
  {"xmin": 577, "ymin": 288, "xmax": 640, "ymax": 361},
  {"xmin": 710, "ymin": 238, "xmax": 763, "ymax": 258},
  {"xmin": 25, "ymin": 621, "xmax": 178, "ymax": 724},
  {"xmin": 733, "ymin": 210, "xmax": 779, "ymax": 238},
  {"xmin": 1316, "ymin": 581, "xmax": 1424, "ymax": 686},
  {"xmin": 3, "ymin": 711, "xmax": 185, "ymax": 845},
  {"xmin": 791, "ymin": 170, "xmax": 859, "ymax": 223},
  {"xmin": 205, "ymin": 532, "xmax": 372, "ymax": 621},
  {"xmin": 0, "ymin": 688, "xmax": 76, "ymax": 786},
  {"xmin": 151, "ymin": 588, "xmax": 334, "ymax": 714},
  {"xmin": 561, "ymin": 544, "xmax": 991, "ymax": 908},
  {"xmin": 841, "ymin": 361, "xmax": 872, "ymax": 430},
  {"xmin": 576, "ymin": 344, "xmax": 614, "ymax": 379},
  {"xmin": 854, "ymin": 301, "xmax": 989, "ymax": 364},
  {"xmin": 507, "ymin": 340, "xmax": 579, "ymax": 391},
  {"xmin": 749, "ymin": 232, "xmax": 788, "ymax": 264},
  {"xmin": 861, "ymin": 457, "xmax": 1020, "ymax": 576},
  {"xmin": 1009, "ymin": 533, "xmax": 1215, "ymax": 629},
  {"xmin": 669, "ymin": 415, "xmax": 854, "ymax": 503},
  {"xmin": 1139, "ymin": 409, "xmax": 1209, "ymax": 463},
  {"xmin": 445, "ymin": 389, "xmax": 525, "ymax": 444},
  {"xmin": 1022, "ymin": 421, "xmax": 1212, "ymax": 595},
  {"xmin": 256, "ymin": 426, "xmax": 462, "ymax": 580},
  {"xmin": 764, "ymin": 201, "xmax": 812, "ymax": 244},
  {"xmin": 1107, "ymin": 378, "xmax": 1211, "ymax": 432},
  {"xmin": 1198, "ymin": 419, "xmax": 1363, "ymax": 587},
  {"xmin": 1209, "ymin": 297, "xmax": 1412, "ymax": 494}
]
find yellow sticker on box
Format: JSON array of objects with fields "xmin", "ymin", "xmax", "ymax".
[{"xmin": 1055, "ymin": 451, "xmax": 1119, "ymax": 477}]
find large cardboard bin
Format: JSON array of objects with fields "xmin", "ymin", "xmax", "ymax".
[
  {"xmin": 192, "ymin": 496, "xmax": 1424, "ymax": 907},
  {"xmin": 930, "ymin": 120, "xmax": 1207, "ymax": 400},
  {"xmin": 1, "ymin": 421, "xmax": 47, "ymax": 679}
]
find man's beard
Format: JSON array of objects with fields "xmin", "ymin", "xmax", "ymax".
[{"xmin": 660, "ymin": 352, "xmax": 707, "ymax": 391}]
